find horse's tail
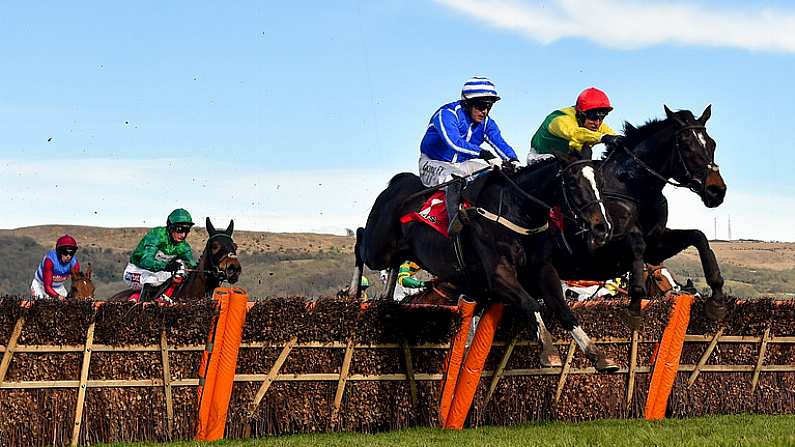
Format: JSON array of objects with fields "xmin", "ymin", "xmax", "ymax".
[
  {"xmin": 350, "ymin": 227, "xmax": 366, "ymax": 299},
  {"xmin": 354, "ymin": 227, "xmax": 365, "ymax": 269}
]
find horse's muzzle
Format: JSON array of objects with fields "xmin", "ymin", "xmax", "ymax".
[
  {"xmin": 701, "ymin": 171, "xmax": 726, "ymax": 208},
  {"xmin": 220, "ymin": 259, "xmax": 242, "ymax": 284}
]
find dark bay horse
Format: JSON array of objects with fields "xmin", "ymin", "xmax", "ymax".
[
  {"xmin": 550, "ymin": 105, "xmax": 727, "ymax": 328},
  {"xmin": 111, "ymin": 217, "xmax": 242, "ymax": 302},
  {"xmin": 355, "ymin": 159, "xmax": 618, "ymax": 371}
]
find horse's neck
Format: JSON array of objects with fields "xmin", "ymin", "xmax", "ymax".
[
  {"xmin": 181, "ymin": 250, "xmax": 217, "ymax": 298},
  {"xmin": 515, "ymin": 162, "xmax": 560, "ymax": 198},
  {"xmin": 506, "ymin": 163, "xmax": 560, "ymax": 219},
  {"xmin": 606, "ymin": 134, "xmax": 675, "ymax": 198}
]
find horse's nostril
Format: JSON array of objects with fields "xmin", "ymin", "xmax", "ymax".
[{"xmin": 706, "ymin": 184, "xmax": 724, "ymax": 196}]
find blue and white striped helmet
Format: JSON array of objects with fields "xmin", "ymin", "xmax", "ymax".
[{"xmin": 461, "ymin": 76, "xmax": 501, "ymax": 102}]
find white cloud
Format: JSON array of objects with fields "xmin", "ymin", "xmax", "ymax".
[
  {"xmin": 435, "ymin": 0, "xmax": 795, "ymax": 53},
  {"xmin": 1, "ymin": 158, "xmax": 792, "ymax": 241}
]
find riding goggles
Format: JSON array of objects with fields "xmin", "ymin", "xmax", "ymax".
[
  {"xmin": 584, "ymin": 109, "xmax": 609, "ymax": 121},
  {"xmin": 58, "ymin": 248, "xmax": 77, "ymax": 256},
  {"xmin": 171, "ymin": 225, "xmax": 192, "ymax": 234},
  {"xmin": 469, "ymin": 100, "xmax": 494, "ymax": 111}
]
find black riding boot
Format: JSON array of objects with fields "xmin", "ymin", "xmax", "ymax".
[
  {"xmin": 446, "ymin": 179, "xmax": 465, "ymax": 236},
  {"xmin": 139, "ymin": 284, "xmax": 155, "ymax": 302}
]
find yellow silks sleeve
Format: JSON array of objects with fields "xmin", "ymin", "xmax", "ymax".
[{"xmin": 547, "ymin": 108, "xmax": 617, "ymax": 152}]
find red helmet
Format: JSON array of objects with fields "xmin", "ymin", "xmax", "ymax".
[
  {"xmin": 56, "ymin": 235, "xmax": 78, "ymax": 250},
  {"xmin": 575, "ymin": 87, "xmax": 613, "ymax": 112}
]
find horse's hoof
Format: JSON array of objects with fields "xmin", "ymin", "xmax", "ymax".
[
  {"xmin": 623, "ymin": 309, "xmax": 643, "ymax": 331},
  {"xmin": 595, "ymin": 357, "xmax": 620, "ymax": 373},
  {"xmin": 540, "ymin": 351, "xmax": 563, "ymax": 368},
  {"xmin": 703, "ymin": 299, "xmax": 727, "ymax": 321}
]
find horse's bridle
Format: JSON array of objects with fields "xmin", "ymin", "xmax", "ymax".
[
  {"xmin": 557, "ymin": 159, "xmax": 608, "ymax": 234},
  {"xmin": 620, "ymin": 123, "xmax": 719, "ymax": 195},
  {"xmin": 189, "ymin": 233, "xmax": 238, "ymax": 282},
  {"xmin": 497, "ymin": 160, "xmax": 603, "ymax": 236}
]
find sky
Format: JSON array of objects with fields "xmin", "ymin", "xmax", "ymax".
[{"xmin": 1, "ymin": 1, "xmax": 794, "ymax": 240}]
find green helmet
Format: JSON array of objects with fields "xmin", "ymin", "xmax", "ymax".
[
  {"xmin": 360, "ymin": 276, "xmax": 370, "ymax": 289},
  {"xmin": 167, "ymin": 208, "xmax": 194, "ymax": 227}
]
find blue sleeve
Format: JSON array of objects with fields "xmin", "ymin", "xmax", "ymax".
[
  {"xmin": 484, "ymin": 119, "xmax": 517, "ymax": 160},
  {"xmin": 435, "ymin": 109, "xmax": 483, "ymax": 157}
]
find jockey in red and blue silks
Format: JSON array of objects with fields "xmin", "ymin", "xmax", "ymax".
[
  {"xmin": 31, "ymin": 235, "xmax": 81, "ymax": 300},
  {"xmin": 418, "ymin": 76, "xmax": 521, "ymax": 237}
]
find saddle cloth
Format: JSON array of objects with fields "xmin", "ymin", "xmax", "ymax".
[{"xmin": 400, "ymin": 191, "xmax": 471, "ymax": 238}]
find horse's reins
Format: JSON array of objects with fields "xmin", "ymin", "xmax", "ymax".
[
  {"xmin": 495, "ymin": 161, "xmax": 598, "ymax": 236},
  {"xmin": 619, "ymin": 124, "xmax": 718, "ymax": 194}
]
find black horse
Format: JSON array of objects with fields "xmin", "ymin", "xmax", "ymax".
[
  {"xmin": 550, "ymin": 105, "xmax": 727, "ymax": 328},
  {"xmin": 111, "ymin": 217, "xmax": 242, "ymax": 302},
  {"xmin": 355, "ymin": 159, "xmax": 617, "ymax": 370}
]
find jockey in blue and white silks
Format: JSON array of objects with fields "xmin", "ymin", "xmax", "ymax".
[
  {"xmin": 418, "ymin": 76, "xmax": 521, "ymax": 236},
  {"xmin": 419, "ymin": 77, "xmax": 519, "ymax": 188}
]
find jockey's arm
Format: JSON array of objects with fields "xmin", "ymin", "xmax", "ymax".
[
  {"xmin": 484, "ymin": 119, "xmax": 518, "ymax": 160},
  {"xmin": 178, "ymin": 245, "xmax": 198, "ymax": 269},
  {"xmin": 137, "ymin": 232, "xmax": 168, "ymax": 272},
  {"xmin": 549, "ymin": 115, "xmax": 607, "ymax": 152},
  {"xmin": 41, "ymin": 258, "xmax": 64, "ymax": 299},
  {"xmin": 435, "ymin": 109, "xmax": 484, "ymax": 159}
]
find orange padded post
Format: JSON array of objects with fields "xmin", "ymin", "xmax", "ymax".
[
  {"xmin": 195, "ymin": 287, "xmax": 249, "ymax": 441},
  {"xmin": 438, "ymin": 296, "xmax": 477, "ymax": 426},
  {"xmin": 445, "ymin": 302, "xmax": 504, "ymax": 429},
  {"xmin": 644, "ymin": 294, "xmax": 694, "ymax": 420}
]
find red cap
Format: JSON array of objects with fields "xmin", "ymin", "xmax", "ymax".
[
  {"xmin": 575, "ymin": 87, "xmax": 613, "ymax": 112},
  {"xmin": 56, "ymin": 234, "xmax": 78, "ymax": 249}
]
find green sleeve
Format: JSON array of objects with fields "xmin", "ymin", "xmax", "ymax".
[
  {"xmin": 137, "ymin": 230, "xmax": 168, "ymax": 271},
  {"xmin": 178, "ymin": 243, "xmax": 197, "ymax": 268},
  {"xmin": 399, "ymin": 276, "xmax": 426, "ymax": 288}
]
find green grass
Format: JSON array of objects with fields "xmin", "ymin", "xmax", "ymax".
[{"xmin": 102, "ymin": 414, "xmax": 795, "ymax": 447}]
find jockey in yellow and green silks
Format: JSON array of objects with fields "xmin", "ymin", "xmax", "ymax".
[{"xmin": 530, "ymin": 87, "xmax": 624, "ymax": 162}]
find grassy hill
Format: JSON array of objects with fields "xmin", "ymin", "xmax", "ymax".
[{"xmin": 1, "ymin": 226, "xmax": 794, "ymax": 299}]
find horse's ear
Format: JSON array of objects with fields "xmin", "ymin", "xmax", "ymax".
[
  {"xmin": 85, "ymin": 263, "xmax": 92, "ymax": 279},
  {"xmin": 206, "ymin": 217, "xmax": 216, "ymax": 235},
  {"xmin": 664, "ymin": 105, "xmax": 685, "ymax": 125},
  {"xmin": 71, "ymin": 268, "xmax": 79, "ymax": 280},
  {"xmin": 698, "ymin": 104, "xmax": 712, "ymax": 124},
  {"xmin": 225, "ymin": 219, "xmax": 234, "ymax": 236}
]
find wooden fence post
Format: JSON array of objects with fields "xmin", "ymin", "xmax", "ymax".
[
  {"xmin": 751, "ymin": 327, "xmax": 771, "ymax": 393},
  {"xmin": 0, "ymin": 313, "xmax": 26, "ymax": 385},
  {"xmin": 331, "ymin": 338, "xmax": 355, "ymax": 425},
  {"xmin": 160, "ymin": 327, "xmax": 175, "ymax": 438},
  {"xmin": 71, "ymin": 319, "xmax": 96, "ymax": 447}
]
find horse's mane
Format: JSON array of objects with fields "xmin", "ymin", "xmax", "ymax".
[
  {"xmin": 605, "ymin": 109, "xmax": 698, "ymax": 157},
  {"xmin": 524, "ymin": 154, "xmax": 558, "ymax": 171}
]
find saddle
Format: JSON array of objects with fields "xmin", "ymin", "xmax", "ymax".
[{"xmin": 399, "ymin": 169, "xmax": 497, "ymax": 238}]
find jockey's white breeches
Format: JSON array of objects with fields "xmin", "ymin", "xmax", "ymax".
[
  {"xmin": 418, "ymin": 154, "xmax": 489, "ymax": 187},
  {"xmin": 122, "ymin": 262, "xmax": 172, "ymax": 290},
  {"xmin": 30, "ymin": 278, "xmax": 67, "ymax": 299}
]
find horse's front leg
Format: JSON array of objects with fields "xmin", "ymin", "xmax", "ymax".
[
  {"xmin": 526, "ymin": 262, "xmax": 618, "ymax": 372},
  {"xmin": 646, "ymin": 228, "xmax": 726, "ymax": 320},
  {"xmin": 625, "ymin": 232, "xmax": 648, "ymax": 330},
  {"xmin": 484, "ymin": 255, "xmax": 544, "ymax": 360}
]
